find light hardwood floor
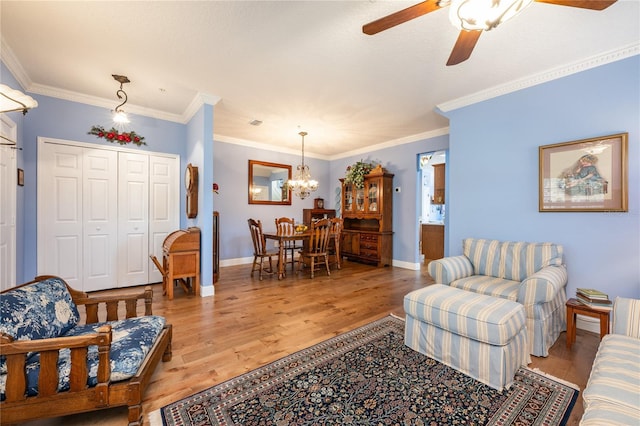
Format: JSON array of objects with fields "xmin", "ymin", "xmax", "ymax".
[{"xmin": 23, "ymin": 261, "xmax": 599, "ymax": 425}]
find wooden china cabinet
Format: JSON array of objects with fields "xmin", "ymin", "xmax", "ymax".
[{"xmin": 340, "ymin": 164, "xmax": 393, "ymax": 266}]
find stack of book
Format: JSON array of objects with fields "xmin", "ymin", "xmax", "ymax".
[{"xmin": 576, "ymin": 288, "xmax": 612, "ymax": 311}]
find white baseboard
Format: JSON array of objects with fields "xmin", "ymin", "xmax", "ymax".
[
  {"xmin": 221, "ymin": 257, "xmax": 253, "ymax": 267},
  {"xmin": 199, "ymin": 285, "xmax": 215, "ymax": 297},
  {"xmin": 392, "ymin": 259, "xmax": 421, "ymax": 270},
  {"xmin": 576, "ymin": 314, "xmax": 606, "ymax": 334}
]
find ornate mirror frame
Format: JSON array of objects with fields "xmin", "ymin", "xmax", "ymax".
[{"xmin": 248, "ymin": 160, "xmax": 292, "ymax": 205}]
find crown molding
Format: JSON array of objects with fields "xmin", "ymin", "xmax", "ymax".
[
  {"xmin": 0, "ymin": 38, "xmax": 32, "ymax": 90},
  {"xmin": 328, "ymin": 127, "xmax": 450, "ymax": 161},
  {"xmin": 438, "ymin": 42, "xmax": 640, "ymax": 113},
  {"xmin": 214, "ymin": 133, "xmax": 330, "ymax": 160},
  {"xmin": 214, "ymin": 126, "xmax": 450, "ymax": 161},
  {"xmin": 183, "ymin": 92, "xmax": 221, "ymax": 123}
]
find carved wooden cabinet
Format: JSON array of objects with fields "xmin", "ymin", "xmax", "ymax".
[{"xmin": 340, "ymin": 165, "xmax": 393, "ymax": 266}]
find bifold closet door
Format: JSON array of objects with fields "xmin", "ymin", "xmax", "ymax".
[
  {"xmin": 38, "ymin": 143, "xmax": 118, "ymax": 291},
  {"xmin": 148, "ymin": 155, "xmax": 179, "ymax": 284},
  {"xmin": 118, "ymin": 152, "xmax": 150, "ymax": 287},
  {"xmin": 39, "ymin": 141, "xmax": 179, "ymax": 291}
]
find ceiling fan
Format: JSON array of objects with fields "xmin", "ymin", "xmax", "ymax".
[{"xmin": 363, "ymin": 0, "xmax": 617, "ymax": 66}]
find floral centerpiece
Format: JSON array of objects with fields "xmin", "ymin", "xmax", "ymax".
[
  {"xmin": 88, "ymin": 125, "xmax": 146, "ymax": 146},
  {"xmin": 345, "ymin": 160, "xmax": 377, "ymax": 189}
]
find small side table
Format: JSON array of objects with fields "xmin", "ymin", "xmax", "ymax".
[{"xmin": 566, "ymin": 298, "xmax": 610, "ymax": 349}]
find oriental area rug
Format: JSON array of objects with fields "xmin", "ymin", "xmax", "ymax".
[{"xmin": 150, "ymin": 315, "xmax": 578, "ymax": 426}]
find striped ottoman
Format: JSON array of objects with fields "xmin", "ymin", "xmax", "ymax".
[{"xmin": 404, "ymin": 284, "xmax": 529, "ymax": 391}]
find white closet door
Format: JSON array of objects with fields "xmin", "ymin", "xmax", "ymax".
[
  {"xmin": 83, "ymin": 148, "xmax": 118, "ymax": 291},
  {"xmin": 118, "ymin": 152, "xmax": 149, "ymax": 287},
  {"xmin": 38, "ymin": 139, "xmax": 179, "ymax": 291},
  {"xmin": 148, "ymin": 155, "xmax": 179, "ymax": 284},
  {"xmin": 0, "ymin": 116, "xmax": 17, "ymax": 290},
  {"xmin": 39, "ymin": 143, "xmax": 85, "ymax": 289},
  {"xmin": 38, "ymin": 143, "xmax": 118, "ymax": 291}
]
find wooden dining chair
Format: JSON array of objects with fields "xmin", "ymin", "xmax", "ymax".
[
  {"xmin": 297, "ymin": 218, "xmax": 332, "ymax": 279},
  {"xmin": 328, "ymin": 217, "xmax": 344, "ymax": 270},
  {"xmin": 275, "ymin": 217, "xmax": 301, "ymax": 272},
  {"xmin": 248, "ymin": 218, "xmax": 278, "ymax": 280}
]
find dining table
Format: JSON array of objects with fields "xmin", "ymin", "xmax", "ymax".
[{"xmin": 262, "ymin": 230, "xmax": 309, "ymax": 279}]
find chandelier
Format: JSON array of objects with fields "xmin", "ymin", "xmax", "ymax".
[{"xmin": 287, "ymin": 131, "xmax": 318, "ymax": 200}]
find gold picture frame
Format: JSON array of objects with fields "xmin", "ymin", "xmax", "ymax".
[{"xmin": 539, "ymin": 133, "xmax": 628, "ymax": 212}]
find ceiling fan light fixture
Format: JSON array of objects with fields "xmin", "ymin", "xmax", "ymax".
[
  {"xmin": 449, "ymin": 0, "xmax": 533, "ymax": 31},
  {"xmin": 0, "ymin": 84, "xmax": 38, "ymax": 115}
]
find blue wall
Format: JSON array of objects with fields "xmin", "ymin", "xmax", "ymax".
[
  {"xmin": 443, "ymin": 55, "xmax": 640, "ymax": 300},
  {"xmin": 212, "ymin": 140, "xmax": 331, "ymax": 261},
  {"xmin": 328, "ymin": 134, "xmax": 449, "ymax": 268},
  {"xmin": 185, "ymin": 103, "xmax": 215, "ymax": 289}
]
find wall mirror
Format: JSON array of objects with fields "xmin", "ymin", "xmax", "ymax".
[{"xmin": 248, "ymin": 160, "xmax": 292, "ymax": 205}]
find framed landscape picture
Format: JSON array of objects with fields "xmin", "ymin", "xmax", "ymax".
[{"xmin": 539, "ymin": 133, "xmax": 628, "ymax": 212}]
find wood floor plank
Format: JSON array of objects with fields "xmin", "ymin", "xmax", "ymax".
[{"xmin": 21, "ymin": 260, "xmax": 598, "ymax": 425}]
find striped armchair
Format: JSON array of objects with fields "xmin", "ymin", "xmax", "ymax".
[
  {"xmin": 428, "ymin": 238, "xmax": 567, "ymax": 357},
  {"xmin": 580, "ymin": 297, "xmax": 640, "ymax": 425}
]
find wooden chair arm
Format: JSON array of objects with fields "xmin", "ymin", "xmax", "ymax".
[{"xmin": 0, "ymin": 326, "xmax": 112, "ymax": 401}]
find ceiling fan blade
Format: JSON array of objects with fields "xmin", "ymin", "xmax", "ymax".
[
  {"xmin": 534, "ymin": 0, "xmax": 617, "ymax": 10},
  {"xmin": 363, "ymin": 0, "xmax": 443, "ymax": 35},
  {"xmin": 446, "ymin": 30, "xmax": 482, "ymax": 66}
]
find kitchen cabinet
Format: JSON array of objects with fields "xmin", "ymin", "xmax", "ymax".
[
  {"xmin": 432, "ymin": 163, "xmax": 445, "ymax": 205},
  {"xmin": 421, "ymin": 223, "xmax": 444, "ymax": 261}
]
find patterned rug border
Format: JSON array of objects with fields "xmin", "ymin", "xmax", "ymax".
[{"xmin": 150, "ymin": 314, "xmax": 579, "ymax": 426}]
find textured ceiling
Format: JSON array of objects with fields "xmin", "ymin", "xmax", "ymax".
[{"xmin": 1, "ymin": 1, "xmax": 638, "ymax": 158}]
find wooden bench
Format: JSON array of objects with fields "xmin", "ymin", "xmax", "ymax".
[{"xmin": 0, "ymin": 275, "xmax": 172, "ymax": 425}]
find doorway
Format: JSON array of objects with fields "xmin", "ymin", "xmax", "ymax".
[{"xmin": 418, "ymin": 150, "xmax": 446, "ymax": 263}]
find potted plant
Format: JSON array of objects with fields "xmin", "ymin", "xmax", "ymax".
[{"xmin": 345, "ymin": 160, "xmax": 377, "ymax": 189}]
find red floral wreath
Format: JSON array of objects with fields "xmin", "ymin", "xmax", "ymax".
[{"xmin": 88, "ymin": 125, "xmax": 146, "ymax": 146}]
